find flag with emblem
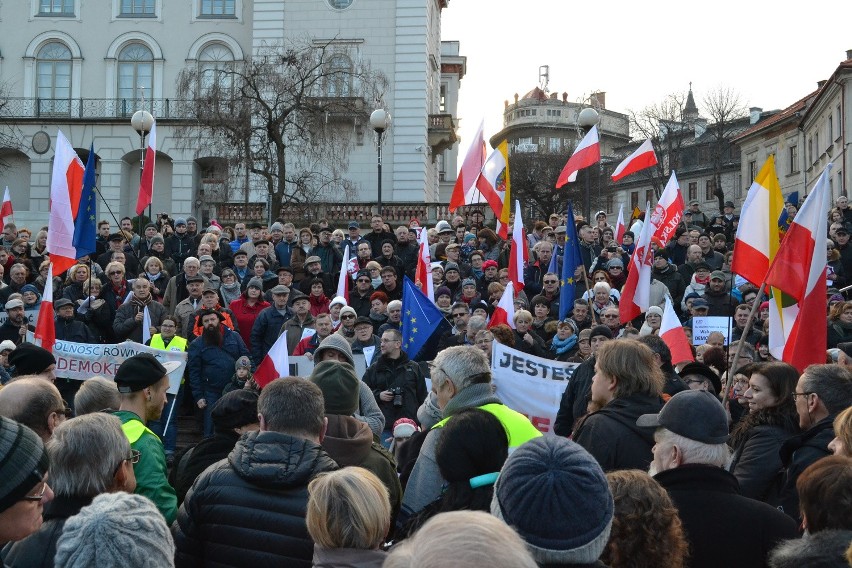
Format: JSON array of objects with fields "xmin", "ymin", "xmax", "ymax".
[
  {"xmin": 559, "ymin": 201, "xmax": 584, "ymax": 320},
  {"xmin": 72, "ymin": 143, "xmax": 98, "ymax": 258},
  {"xmin": 401, "ymin": 276, "xmax": 445, "ymax": 359}
]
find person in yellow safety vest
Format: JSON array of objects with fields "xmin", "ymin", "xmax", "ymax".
[
  {"xmin": 146, "ymin": 315, "xmax": 188, "ymax": 465},
  {"xmin": 113, "ymin": 353, "xmax": 181, "ymax": 524},
  {"xmin": 398, "ymin": 345, "xmax": 542, "ymax": 532}
]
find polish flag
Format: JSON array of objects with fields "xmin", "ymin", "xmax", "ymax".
[
  {"xmin": 475, "ymin": 140, "xmax": 511, "ymax": 237},
  {"xmin": 0, "ymin": 187, "xmax": 13, "ymax": 233},
  {"xmin": 620, "ymin": 201, "xmax": 654, "ymax": 324},
  {"xmin": 732, "ymin": 156, "xmax": 784, "ymax": 286},
  {"xmin": 415, "ymin": 226, "xmax": 434, "ymax": 302},
  {"xmin": 765, "ymin": 164, "xmax": 832, "ymax": 372},
  {"xmin": 507, "ymin": 201, "xmax": 528, "ymax": 293},
  {"xmin": 488, "ymin": 281, "xmax": 516, "ymax": 330},
  {"xmin": 46, "ymin": 131, "xmax": 85, "ymax": 276},
  {"xmin": 135, "ymin": 120, "xmax": 157, "ymax": 215},
  {"xmin": 34, "ymin": 263, "xmax": 55, "ymax": 353},
  {"xmin": 449, "ymin": 119, "xmax": 487, "ymax": 212},
  {"xmin": 555, "ymin": 125, "xmax": 600, "ymax": 188},
  {"xmin": 660, "ymin": 296, "xmax": 693, "ymax": 365},
  {"xmin": 650, "ymin": 171, "xmax": 685, "ymax": 248},
  {"xmin": 336, "ymin": 244, "xmax": 350, "ymax": 302},
  {"xmin": 253, "ymin": 332, "xmax": 290, "ymax": 388},
  {"xmin": 611, "ymin": 139, "xmax": 658, "ymax": 182},
  {"xmin": 614, "ymin": 204, "xmax": 626, "ymax": 244}
]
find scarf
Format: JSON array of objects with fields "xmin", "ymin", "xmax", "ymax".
[
  {"xmin": 550, "ymin": 334, "xmax": 578, "ymax": 356},
  {"xmin": 131, "ymin": 293, "xmax": 153, "ymax": 308},
  {"xmin": 220, "ymin": 281, "xmax": 242, "ymax": 305},
  {"xmin": 146, "ymin": 271, "xmax": 163, "ymax": 283},
  {"xmin": 111, "ymin": 281, "xmax": 127, "ymax": 308}
]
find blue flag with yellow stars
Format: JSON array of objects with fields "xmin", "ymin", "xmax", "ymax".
[
  {"xmin": 72, "ymin": 143, "xmax": 97, "ymax": 258},
  {"xmin": 777, "ymin": 191, "xmax": 798, "ymax": 236},
  {"xmin": 559, "ymin": 201, "xmax": 584, "ymax": 320},
  {"xmin": 401, "ymin": 276, "xmax": 446, "ymax": 359}
]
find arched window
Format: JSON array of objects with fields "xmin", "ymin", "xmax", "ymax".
[
  {"xmin": 325, "ymin": 54, "xmax": 352, "ymax": 97},
  {"xmin": 117, "ymin": 43, "xmax": 153, "ymax": 105},
  {"xmin": 199, "ymin": 43, "xmax": 234, "ymax": 93},
  {"xmin": 36, "ymin": 42, "xmax": 72, "ymax": 115},
  {"xmin": 328, "ymin": 0, "xmax": 353, "ymax": 8}
]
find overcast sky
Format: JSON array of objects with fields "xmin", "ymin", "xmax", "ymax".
[{"xmin": 441, "ymin": 0, "xmax": 851, "ymax": 151}]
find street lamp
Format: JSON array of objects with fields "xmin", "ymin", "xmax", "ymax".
[
  {"xmin": 131, "ymin": 109, "xmax": 154, "ymax": 221},
  {"xmin": 577, "ymin": 107, "xmax": 599, "ymax": 222},
  {"xmin": 370, "ymin": 108, "xmax": 391, "ymax": 216}
]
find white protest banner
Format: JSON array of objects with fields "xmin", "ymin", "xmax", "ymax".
[
  {"xmin": 490, "ymin": 342, "xmax": 579, "ymax": 434},
  {"xmin": 53, "ymin": 340, "xmax": 187, "ymax": 394},
  {"xmin": 691, "ymin": 316, "xmax": 732, "ymax": 345},
  {"xmin": 0, "ymin": 307, "xmax": 40, "ymax": 326}
]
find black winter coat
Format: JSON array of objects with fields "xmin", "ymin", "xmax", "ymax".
[
  {"xmin": 655, "ymin": 465, "xmax": 799, "ymax": 568},
  {"xmin": 171, "ymin": 430, "xmax": 240, "ymax": 505},
  {"xmin": 553, "ymin": 356, "xmax": 596, "ymax": 437},
  {"xmin": 729, "ymin": 423, "xmax": 797, "ymax": 502},
  {"xmin": 173, "ymin": 430, "xmax": 338, "ymax": 568},
  {"xmin": 572, "ymin": 393, "xmax": 663, "ymax": 471},
  {"xmin": 362, "ymin": 353, "xmax": 427, "ymax": 428},
  {"xmin": 54, "ymin": 316, "xmax": 96, "ymax": 344},
  {"xmin": 768, "ymin": 529, "xmax": 852, "ymax": 568}
]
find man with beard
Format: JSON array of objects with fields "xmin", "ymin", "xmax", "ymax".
[
  {"xmin": 188, "ymin": 309, "xmax": 251, "ymax": 438},
  {"xmin": 113, "ymin": 278, "xmax": 168, "ymax": 343},
  {"xmin": 0, "ymin": 298, "xmax": 34, "ymax": 345}
]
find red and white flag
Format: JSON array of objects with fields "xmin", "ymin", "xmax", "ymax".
[
  {"xmin": 620, "ymin": 201, "xmax": 654, "ymax": 324},
  {"xmin": 253, "ymin": 332, "xmax": 290, "ymax": 388},
  {"xmin": 555, "ymin": 125, "xmax": 600, "ymax": 188},
  {"xmin": 336, "ymin": 244, "xmax": 350, "ymax": 302},
  {"xmin": 449, "ymin": 119, "xmax": 487, "ymax": 212},
  {"xmin": 611, "ymin": 139, "xmax": 658, "ymax": 182},
  {"xmin": 614, "ymin": 204, "xmax": 626, "ymax": 245},
  {"xmin": 650, "ymin": 171, "xmax": 685, "ymax": 248},
  {"xmin": 34, "ymin": 263, "xmax": 55, "ymax": 353},
  {"xmin": 0, "ymin": 187, "xmax": 13, "ymax": 233},
  {"xmin": 135, "ymin": 119, "xmax": 157, "ymax": 215},
  {"xmin": 660, "ymin": 296, "xmax": 693, "ymax": 365},
  {"xmin": 488, "ymin": 281, "xmax": 516, "ymax": 330},
  {"xmin": 415, "ymin": 226, "xmax": 434, "ymax": 302},
  {"xmin": 507, "ymin": 201, "xmax": 528, "ymax": 293},
  {"xmin": 46, "ymin": 130, "xmax": 85, "ymax": 276},
  {"xmin": 765, "ymin": 164, "xmax": 832, "ymax": 372}
]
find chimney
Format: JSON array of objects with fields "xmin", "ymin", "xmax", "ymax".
[
  {"xmin": 562, "ymin": 92, "xmax": 568, "ymax": 103},
  {"xmin": 514, "ymin": 93, "xmax": 519, "ymax": 104},
  {"xmin": 749, "ymin": 107, "xmax": 763, "ymax": 125},
  {"xmin": 590, "ymin": 91, "xmax": 606, "ymax": 109},
  {"xmin": 847, "ymin": 49, "xmax": 852, "ymax": 60},
  {"xmin": 818, "ymin": 80, "xmax": 827, "ymax": 88},
  {"xmin": 550, "ymin": 92, "xmax": 558, "ymax": 99},
  {"xmin": 504, "ymin": 100, "xmax": 509, "ymax": 109}
]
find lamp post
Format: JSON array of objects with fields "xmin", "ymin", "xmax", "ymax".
[
  {"xmin": 370, "ymin": 108, "xmax": 391, "ymax": 216},
  {"xmin": 577, "ymin": 107, "xmax": 599, "ymax": 222},
  {"xmin": 131, "ymin": 109, "xmax": 154, "ymax": 223}
]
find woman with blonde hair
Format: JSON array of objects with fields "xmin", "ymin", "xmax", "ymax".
[
  {"xmin": 306, "ymin": 467, "xmax": 390, "ymax": 567},
  {"xmin": 829, "ymin": 405, "xmax": 852, "ymax": 457},
  {"xmin": 603, "ymin": 470, "xmax": 689, "ymax": 568},
  {"xmin": 62, "ymin": 263, "xmax": 91, "ymax": 304}
]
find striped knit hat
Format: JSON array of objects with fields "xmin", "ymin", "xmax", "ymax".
[{"xmin": 0, "ymin": 417, "xmax": 49, "ymax": 512}]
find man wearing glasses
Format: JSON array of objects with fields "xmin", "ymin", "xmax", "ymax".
[
  {"xmin": 349, "ymin": 270, "xmax": 375, "ymax": 317},
  {"xmin": 773, "ymin": 364, "xmax": 852, "ymax": 520},
  {"xmin": 114, "ymin": 353, "xmax": 181, "ymax": 524}
]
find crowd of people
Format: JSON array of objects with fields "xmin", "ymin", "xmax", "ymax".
[{"xmin": 0, "ymin": 201, "xmax": 851, "ymax": 567}]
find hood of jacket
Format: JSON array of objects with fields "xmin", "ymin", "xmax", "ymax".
[
  {"xmin": 596, "ymin": 393, "xmax": 663, "ymax": 446},
  {"xmin": 768, "ymin": 529, "xmax": 852, "ymax": 568},
  {"xmin": 321, "ymin": 414, "xmax": 373, "ymax": 467},
  {"xmin": 228, "ymin": 430, "xmax": 338, "ymax": 488}
]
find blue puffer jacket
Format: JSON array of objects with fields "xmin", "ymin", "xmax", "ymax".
[
  {"xmin": 187, "ymin": 327, "xmax": 250, "ymax": 401},
  {"xmin": 249, "ymin": 306, "xmax": 288, "ymax": 366}
]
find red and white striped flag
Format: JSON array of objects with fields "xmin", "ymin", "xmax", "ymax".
[
  {"xmin": 660, "ymin": 296, "xmax": 693, "ymax": 365},
  {"xmin": 135, "ymin": 119, "xmax": 157, "ymax": 215},
  {"xmin": 766, "ymin": 164, "xmax": 832, "ymax": 372},
  {"xmin": 614, "ymin": 204, "xmax": 626, "ymax": 245},
  {"xmin": 0, "ymin": 187, "xmax": 13, "ymax": 233},
  {"xmin": 507, "ymin": 201, "xmax": 527, "ymax": 293},
  {"xmin": 650, "ymin": 171, "xmax": 685, "ymax": 248},
  {"xmin": 555, "ymin": 126, "xmax": 600, "ymax": 188},
  {"xmin": 620, "ymin": 201, "xmax": 654, "ymax": 324},
  {"xmin": 611, "ymin": 139, "xmax": 658, "ymax": 181},
  {"xmin": 488, "ymin": 281, "xmax": 516, "ymax": 330},
  {"xmin": 449, "ymin": 119, "xmax": 487, "ymax": 212},
  {"xmin": 46, "ymin": 130, "xmax": 85, "ymax": 276},
  {"xmin": 336, "ymin": 244, "xmax": 350, "ymax": 302},
  {"xmin": 254, "ymin": 331, "xmax": 290, "ymax": 388},
  {"xmin": 34, "ymin": 263, "xmax": 55, "ymax": 353},
  {"xmin": 415, "ymin": 226, "xmax": 434, "ymax": 302}
]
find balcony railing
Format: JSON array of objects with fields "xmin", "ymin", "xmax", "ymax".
[
  {"xmin": 0, "ymin": 98, "xmax": 194, "ymax": 120},
  {"xmin": 213, "ymin": 202, "xmax": 470, "ymax": 227}
]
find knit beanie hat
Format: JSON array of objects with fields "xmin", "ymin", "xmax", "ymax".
[
  {"xmin": 0, "ymin": 417, "xmax": 49, "ymax": 512},
  {"xmin": 313, "ymin": 333, "xmax": 354, "ymax": 366},
  {"xmin": 491, "ymin": 436, "xmax": 613, "ymax": 565},
  {"xmin": 339, "ymin": 306, "xmax": 357, "ymax": 320},
  {"xmin": 54, "ymin": 492, "xmax": 175, "ymax": 568},
  {"xmin": 246, "ymin": 277, "xmax": 264, "ymax": 291},
  {"xmin": 235, "ymin": 356, "xmax": 251, "ymax": 371},
  {"xmin": 309, "ymin": 360, "xmax": 359, "ymax": 415},
  {"xmin": 588, "ymin": 325, "xmax": 613, "ymax": 341}
]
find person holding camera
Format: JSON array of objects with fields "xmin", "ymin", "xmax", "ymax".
[{"xmin": 363, "ymin": 329, "xmax": 427, "ymax": 448}]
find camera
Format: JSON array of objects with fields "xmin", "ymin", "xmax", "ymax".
[
  {"xmin": 390, "ymin": 387, "xmax": 403, "ymax": 407},
  {"xmin": 607, "ymin": 245, "xmax": 617, "ymax": 253}
]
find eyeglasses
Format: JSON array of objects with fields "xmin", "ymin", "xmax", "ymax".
[
  {"xmin": 452, "ymin": 313, "xmax": 467, "ymax": 318},
  {"xmin": 791, "ymin": 391, "xmax": 814, "ymax": 401},
  {"xmin": 357, "ymin": 279, "xmax": 371, "ymax": 283},
  {"xmin": 543, "ymin": 280, "xmax": 558, "ymax": 284},
  {"xmin": 341, "ymin": 314, "xmax": 355, "ymax": 320},
  {"xmin": 160, "ymin": 323, "xmax": 176, "ymax": 328},
  {"xmin": 20, "ymin": 480, "xmax": 49, "ymax": 502},
  {"xmin": 108, "ymin": 270, "xmax": 123, "ymax": 275},
  {"xmin": 609, "ymin": 266, "xmax": 623, "ymax": 271},
  {"xmin": 602, "ymin": 314, "xmax": 620, "ymax": 319}
]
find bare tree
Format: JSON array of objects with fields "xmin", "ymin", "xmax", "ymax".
[
  {"xmin": 0, "ymin": 83, "xmax": 25, "ymax": 172},
  {"xmin": 174, "ymin": 38, "xmax": 388, "ymax": 217},
  {"xmin": 702, "ymin": 86, "xmax": 747, "ymax": 212},
  {"xmin": 509, "ymin": 150, "xmax": 603, "ymax": 221}
]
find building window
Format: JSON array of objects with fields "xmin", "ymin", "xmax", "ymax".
[
  {"xmin": 828, "ymin": 116, "xmax": 833, "ymax": 145},
  {"xmin": 439, "ymin": 84, "xmax": 446, "ymax": 113},
  {"xmin": 38, "ymin": 0, "xmax": 74, "ymax": 15},
  {"xmin": 789, "ymin": 145, "xmax": 798, "ymax": 174},
  {"xmin": 688, "ymin": 182, "xmax": 697, "ymax": 201},
  {"xmin": 705, "ymin": 179, "xmax": 715, "ymax": 201},
  {"xmin": 645, "ymin": 190, "xmax": 653, "ymax": 205},
  {"xmin": 548, "ymin": 138, "xmax": 560, "ymax": 153},
  {"xmin": 815, "ymin": 133, "xmax": 819, "ymax": 158},
  {"xmin": 324, "ymin": 54, "xmax": 352, "ymax": 97},
  {"xmin": 200, "ymin": 0, "xmax": 235, "ymax": 16},
  {"xmin": 838, "ymin": 171, "xmax": 844, "ymax": 196},
  {"xmin": 199, "ymin": 43, "xmax": 234, "ymax": 94},
  {"xmin": 605, "ymin": 195, "xmax": 614, "ymax": 214},
  {"xmin": 120, "ymin": 0, "xmax": 155, "ymax": 16},
  {"xmin": 36, "ymin": 42, "xmax": 72, "ymax": 116},
  {"xmin": 117, "ymin": 43, "xmax": 154, "ymax": 105},
  {"xmin": 748, "ymin": 160, "xmax": 757, "ymax": 183},
  {"xmin": 837, "ymin": 105, "xmax": 843, "ymax": 140},
  {"xmin": 328, "ymin": 0, "xmax": 353, "ymax": 8},
  {"xmin": 808, "ymin": 137, "xmax": 813, "ymax": 164},
  {"xmin": 630, "ymin": 191, "xmax": 638, "ymax": 211}
]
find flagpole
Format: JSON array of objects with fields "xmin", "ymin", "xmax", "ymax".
[{"xmin": 724, "ymin": 281, "xmax": 767, "ymax": 404}]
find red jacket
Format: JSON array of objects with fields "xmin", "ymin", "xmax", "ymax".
[{"xmin": 229, "ymin": 296, "xmax": 270, "ymax": 347}]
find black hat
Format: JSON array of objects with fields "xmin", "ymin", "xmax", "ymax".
[
  {"xmin": 233, "ymin": 250, "xmax": 248, "ymax": 258},
  {"xmin": 108, "ymin": 233, "xmax": 125, "ymax": 242},
  {"xmin": 185, "ymin": 275, "xmax": 204, "ymax": 284},
  {"xmin": 836, "ymin": 227, "xmax": 849, "ymax": 236},
  {"xmin": 254, "ymin": 239, "xmax": 270, "ymax": 246},
  {"xmin": 54, "ymin": 298, "xmax": 74, "ymax": 310},
  {"xmin": 353, "ymin": 316, "xmax": 373, "ymax": 328},
  {"xmin": 114, "ymin": 353, "xmax": 181, "ymax": 394},
  {"xmin": 588, "ymin": 325, "xmax": 613, "ymax": 340},
  {"xmin": 694, "ymin": 261, "xmax": 711, "ymax": 271},
  {"xmin": 211, "ymin": 390, "xmax": 259, "ymax": 432},
  {"xmin": 9, "ymin": 343, "xmax": 56, "ymax": 376},
  {"xmin": 678, "ymin": 362, "xmax": 722, "ymax": 395},
  {"xmin": 637, "ymin": 390, "xmax": 728, "ymax": 444},
  {"xmin": 724, "ymin": 200, "xmax": 735, "ymax": 208},
  {"xmin": 276, "ymin": 265, "xmax": 294, "ymax": 275},
  {"xmin": 0, "ymin": 417, "xmax": 49, "ymax": 513}
]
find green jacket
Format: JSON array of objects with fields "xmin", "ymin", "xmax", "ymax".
[{"xmin": 115, "ymin": 410, "xmax": 178, "ymax": 525}]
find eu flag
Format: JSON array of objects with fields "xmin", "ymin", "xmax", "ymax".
[
  {"xmin": 559, "ymin": 202, "xmax": 584, "ymax": 320},
  {"xmin": 401, "ymin": 276, "xmax": 445, "ymax": 359},
  {"xmin": 72, "ymin": 144, "xmax": 97, "ymax": 258}
]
